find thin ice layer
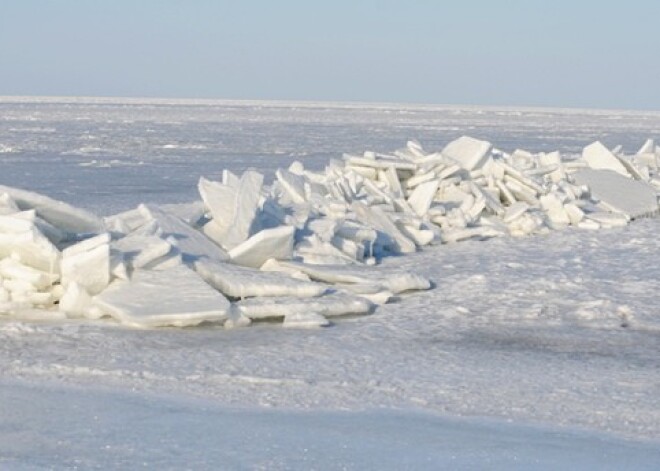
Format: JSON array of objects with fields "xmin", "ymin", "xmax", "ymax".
[
  {"xmin": 275, "ymin": 260, "xmax": 431, "ymax": 293},
  {"xmin": 234, "ymin": 293, "xmax": 373, "ymax": 319},
  {"xmin": 93, "ymin": 265, "xmax": 230, "ymax": 328},
  {"xmin": 194, "ymin": 258, "xmax": 327, "ymax": 298}
]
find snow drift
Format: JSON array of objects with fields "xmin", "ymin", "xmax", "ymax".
[{"xmin": 0, "ymin": 137, "xmax": 658, "ymax": 328}]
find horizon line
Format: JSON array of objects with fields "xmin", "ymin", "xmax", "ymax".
[{"xmin": 2, "ymin": 94, "xmax": 660, "ymax": 116}]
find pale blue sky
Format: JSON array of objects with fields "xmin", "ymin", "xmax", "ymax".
[{"xmin": 1, "ymin": 1, "xmax": 659, "ymax": 109}]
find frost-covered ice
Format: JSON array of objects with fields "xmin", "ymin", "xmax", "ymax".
[{"xmin": 1, "ymin": 98, "xmax": 660, "ymax": 467}]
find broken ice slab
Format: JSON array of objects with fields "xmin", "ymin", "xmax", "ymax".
[
  {"xmin": 273, "ymin": 260, "xmax": 431, "ymax": 294},
  {"xmin": 441, "ymin": 136, "xmax": 492, "ymax": 171},
  {"xmin": 234, "ymin": 293, "xmax": 373, "ymax": 320},
  {"xmin": 112, "ymin": 234, "xmax": 173, "ymax": 271},
  {"xmin": 59, "ymin": 281, "xmax": 93, "ymax": 318},
  {"xmin": 194, "ymin": 258, "xmax": 327, "ymax": 299},
  {"xmin": 139, "ymin": 204, "xmax": 229, "ymax": 263},
  {"xmin": 93, "ymin": 265, "xmax": 230, "ymax": 328},
  {"xmin": 61, "ymin": 235, "xmax": 110, "ymax": 296},
  {"xmin": 351, "ymin": 202, "xmax": 416, "ymax": 254},
  {"xmin": 0, "ymin": 185, "xmax": 104, "ymax": 235},
  {"xmin": 276, "ymin": 169, "xmax": 307, "ymax": 204},
  {"xmin": 573, "ymin": 169, "xmax": 659, "ymax": 219},
  {"xmin": 581, "ymin": 141, "xmax": 630, "ymax": 177},
  {"xmin": 199, "ymin": 171, "xmax": 264, "ymax": 250},
  {"xmin": 228, "ymin": 225, "xmax": 294, "ymax": 268},
  {"xmin": 0, "ymin": 228, "xmax": 60, "ymax": 273},
  {"xmin": 0, "ymin": 258, "xmax": 58, "ymax": 290},
  {"xmin": 407, "ymin": 180, "xmax": 440, "ymax": 217}
]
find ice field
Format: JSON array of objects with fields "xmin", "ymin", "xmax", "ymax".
[{"xmin": 1, "ymin": 97, "xmax": 660, "ymax": 468}]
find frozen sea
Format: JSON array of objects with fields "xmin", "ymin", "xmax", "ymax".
[{"xmin": 1, "ymin": 97, "xmax": 660, "ymax": 469}]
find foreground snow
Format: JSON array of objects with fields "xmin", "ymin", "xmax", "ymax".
[
  {"xmin": 1, "ymin": 98, "xmax": 659, "ymax": 467},
  {"xmin": 2, "ymin": 380, "xmax": 659, "ymax": 471}
]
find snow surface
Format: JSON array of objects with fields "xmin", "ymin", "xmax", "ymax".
[{"xmin": 1, "ymin": 97, "xmax": 660, "ymax": 468}]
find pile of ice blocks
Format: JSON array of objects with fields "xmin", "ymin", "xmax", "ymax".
[{"xmin": 1, "ymin": 137, "xmax": 658, "ymax": 328}]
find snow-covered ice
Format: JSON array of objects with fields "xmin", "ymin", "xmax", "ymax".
[{"xmin": 1, "ymin": 97, "xmax": 660, "ymax": 468}]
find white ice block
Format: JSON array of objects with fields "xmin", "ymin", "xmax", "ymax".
[
  {"xmin": 62, "ymin": 233, "xmax": 111, "ymax": 258},
  {"xmin": 139, "ymin": 204, "xmax": 229, "ymax": 263},
  {"xmin": 407, "ymin": 180, "xmax": 439, "ymax": 217},
  {"xmin": 540, "ymin": 194, "xmax": 570, "ymax": 226},
  {"xmin": 582, "ymin": 141, "xmax": 630, "ymax": 177},
  {"xmin": 228, "ymin": 225, "xmax": 294, "ymax": 268},
  {"xmin": 276, "ymin": 169, "xmax": 307, "ymax": 204},
  {"xmin": 198, "ymin": 176, "xmax": 237, "ymax": 231},
  {"xmin": 352, "ymin": 202, "xmax": 416, "ymax": 254},
  {"xmin": 234, "ymin": 293, "xmax": 373, "ymax": 320},
  {"xmin": 59, "ymin": 282, "xmax": 93, "ymax": 318},
  {"xmin": 194, "ymin": 258, "xmax": 326, "ymax": 298},
  {"xmin": 219, "ymin": 170, "xmax": 264, "ymax": 250},
  {"xmin": 573, "ymin": 169, "xmax": 659, "ymax": 218},
  {"xmin": 274, "ymin": 260, "xmax": 431, "ymax": 294},
  {"xmin": 503, "ymin": 202, "xmax": 530, "ymax": 224},
  {"xmin": 61, "ymin": 242, "xmax": 110, "ymax": 295},
  {"xmin": 0, "ymin": 228, "xmax": 60, "ymax": 273},
  {"xmin": 93, "ymin": 265, "xmax": 230, "ymax": 328},
  {"xmin": 0, "ymin": 258, "xmax": 57, "ymax": 290},
  {"xmin": 112, "ymin": 234, "xmax": 173, "ymax": 270},
  {"xmin": 0, "ymin": 185, "xmax": 104, "ymax": 234},
  {"xmin": 442, "ymin": 136, "xmax": 492, "ymax": 171}
]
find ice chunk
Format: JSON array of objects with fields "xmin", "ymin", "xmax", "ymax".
[
  {"xmin": 407, "ymin": 180, "xmax": 439, "ymax": 217},
  {"xmin": 276, "ymin": 169, "xmax": 307, "ymax": 204},
  {"xmin": 234, "ymin": 293, "xmax": 373, "ymax": 320},
  {"xmin": 637, "ymin": 138, "xmax": 655, "ymax": 155},
  {"xmin": 112, "ymin": 234, "xmax": 173, "ymax": 271},
  {"xmin": 0, "ymin": 228, "xmax": 60, "ymax": 273},
  {"xmin": 194, "ymin": 258, "xmax": 326, "ymax": 298},
  {"xmin": 139, "ymin": 205, "xmax": 229, "ymax": 263},
  {"xmin": 0, "ymin": 193, "xmax": 20, "ymax": 215},
  {"xmin": 198, "ymin": 176, "xmax": 237, "ymax": 230},
  {"xmin": 352, "ymin": 202, "xmax": 416, "ymax": 254},
  {"xmin": 61, "ymin": 237, "xmax": 110, "ymax": 295},
  {"xmin": 213, "ymin": 170, "xmax": 264, "ymax": 250},
  {"xmin": 62, "ymin": 233, "xmax": 110, "ymax": 258},
  {"xmin": 93, "ymin": 265, "xmax": 230, "ymax": 328},
  {"xmin": 274, "ymin": 260, "xmax": 431, "ymax": 294},
  {"xmin": 0, "ymin": 185, "xmax": 104, "ymax": 234},
  {"xmin": 59, "ymin": 282, "xmax": 93, "ymax": 318},
  {"xmin": 442, "ymin": 136, "xmax": 492, "ymax": 171},
  {"xmin": 540, "ymin": 194, "xmax": 570, "ymax": 227},
  {"xmin": 503, "ymin": 202, "xmax": 529, "ymax": 224},
  {"xmin": 228, "ymin": 225, "xmax": 294, "ymax": 268},
  {"xmin": 582, "ymin": 141, "xmax": 630, "ymax": 177},
  {"xmin": 573, "ymin": 169, "xmax": 659, "ymax": 218},
  {"xmin": 0, "ymin": 258, "xmax": 57, "ymax": 290}
]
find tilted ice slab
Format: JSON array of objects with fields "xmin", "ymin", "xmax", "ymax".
[
  {"xmin": 139, "ymin": 205, "xmax": 229, "ymax": 263},
  {"xmin": 0, "ymin": 185, "xmax": 104, "ymax": 235},
  {"xmin": 573, "ymin": 169, "xmax": 659, "ymax": 218},
  {"xmin": 94, "ymin": 265, "xmax": 230, "ymax": 328},
  {"xmin": 194, "ymin": 258, "xmax": 327, "ymax": 299}
]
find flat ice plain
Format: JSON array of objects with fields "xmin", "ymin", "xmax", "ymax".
[{"xmin": 1, "ymin": 97, "xmax": 660, "ymax": 469}]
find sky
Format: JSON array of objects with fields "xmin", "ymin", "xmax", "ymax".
[{"xmin": 1, "ymin": 0, "xmax": 659, "ymax": 110}]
